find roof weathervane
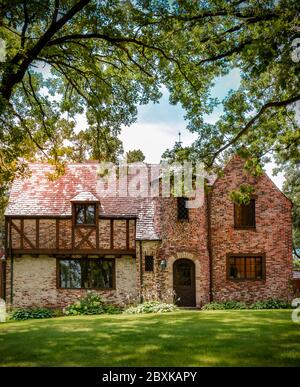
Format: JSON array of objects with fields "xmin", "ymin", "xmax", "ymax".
[{"xmin": 178, "ymin": 130, "xmax": 182, "ymax": 146}]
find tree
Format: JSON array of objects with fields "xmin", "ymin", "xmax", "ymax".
[
  {"xmin": 160, "ymin": 1, "xmax": 300, "ymax": 172},
  {"xmin": 282, "ymin": 163, "xmax": 300, "ymax": 259},
  {"xmin": 1, "ymin": 0, "xmax": 300, "ymax": 191},
  {"xmin": 125, "ymin": 149, "xmax": 145, "ymax": 163}
]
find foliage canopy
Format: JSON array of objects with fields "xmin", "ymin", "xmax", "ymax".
[{"xmin": 1, "ymin": 0, "xmax": 299, "ymax": 191}]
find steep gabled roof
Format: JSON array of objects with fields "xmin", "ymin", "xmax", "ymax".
[
  {"xmin": 5, "ymin": 162, "xmax": 217, "ymax": 240},
  {"xmin": 5, "ymin": 163, "xmax": 162, "ymax": 240},
  {"xmin": 70, "ymin": 191, "xmax": 99, "ymax": 202}
]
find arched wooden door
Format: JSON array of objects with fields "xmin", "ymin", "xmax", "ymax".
[{"xmin": 173, "ymin": 259, "xmax": 196, "ymax": 307}]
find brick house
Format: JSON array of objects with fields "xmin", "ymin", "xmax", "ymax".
[{"xmin": 0, "ymin": 156, "xmax": 293, "ymax": 308}]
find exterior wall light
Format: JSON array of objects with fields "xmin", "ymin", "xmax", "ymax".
[{"xmin": 160, "ymin": 259, "xmax": 167, "ymax": 270}]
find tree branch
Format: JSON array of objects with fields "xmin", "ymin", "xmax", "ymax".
[
  {"xmin": 12, "ymin": 107, "xmax": 46, "ymax": 155},
  {"xmin": 198, "ymin": 39, "xmax": 253, "ymax": 65},
  {"xmin": 1, "ymin": 0, "xmax": 91, "ymax": 101},
  {"xmin": 20, "ymin": 1, "xmax": 29, "ymax": 48},
  {"xmin": 47, "ymin": 33, "xmax": 200, "ymax": 93},
  {"xmin": 209, "ymin": 94, "xmax": 300, "ymax": 165}
]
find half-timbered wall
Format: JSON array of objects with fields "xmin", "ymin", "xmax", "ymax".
[{"xmin": 9, "ymin": 217, "xmax": 136, "ymax": 255}]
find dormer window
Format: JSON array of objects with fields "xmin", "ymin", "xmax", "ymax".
[
  {"xmin": 71, "ymin": 191, "xmax": 99, "ymax": 226},
  {"xmin": 75, "ymin": 204, "xmax": 96, "ymax": 225}
]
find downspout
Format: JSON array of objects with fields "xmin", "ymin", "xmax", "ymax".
[
  {"xmin": 139, "ymin": 240, "xmax": 143, "ymax": 303},
  {"xmin": 8, "ymin": 218, "xmax": 13, "ymax": 305},
  {"xmin": 2, "ymin": 217, "xmax": 8, "ymax": 301},
  {"xmin": 10, "ymin": 252, "xmax": 13, "ymax": 305},
  {"xmin": 206, "ymin": 190, "xmax": 213, "ymax": 302}
]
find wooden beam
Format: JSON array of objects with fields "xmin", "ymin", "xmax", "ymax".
[
  {"xmin": 75, "ymin": 227, "xmax": 95, "ymax": 249},
  {"xmin": 126, "ymin": 219, "xmax": 129, "ymax": 250},
  {"xmin": 36, "ymin": 219, "xmax": 39, "ymax": 249},
  {"xmin": 20, "ymin": 218, "xmax": 24, "ymax": 250},
  {"xmin": 134, "ymin": 219, "xmax": 137, "ymax": 249},
  {"xmin": 12, "ymin": 248, "xmax": 136, "ymax": 256},
  {"xmin": 71, "ymin": 204, "xmax": 75, "ymax": 250},
  {"xmin": 11, "ymin": 220, "xmax": 35, "ymax": 250},
  {"xmin": 110, "ymin": 219, "xmax": 114, "ymax": 250},
  {"xmin": 96, "ymin": 205, "xmax": 99, "ymax": 250},
  {"xmin": 56, "ymin": 219, "xmax": 59, "ymax": 250},
  {"xmin": 5, "ymin": 215, "xmax": 71, "ymax": 219}
]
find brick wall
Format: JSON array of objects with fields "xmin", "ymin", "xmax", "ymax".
[
  {"xmin": 5, "ymin": 254, "xmax": 137, "ymax": 308},
  {"xmin": 154, "ymin": 196, "xmax": 211, "ymax": 307},
  {"xmin": 211, "ymin": 156, "xmax": 293, "ymax": 302},
  {"xmin": 3, "ymin": 157, "xmax": 293, "ymax": 308},
  {"xmin": 136, "ymin": 240, "xmax": 162, "ymax": 302}
]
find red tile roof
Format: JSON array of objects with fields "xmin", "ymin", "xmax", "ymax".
[
  {"xmin": 6, "ymin": 162, "xmax": 214, "ymax": 240},
  {"xmin": 5, "ymin": 163, "xmax": 162, "ymax": 240}
]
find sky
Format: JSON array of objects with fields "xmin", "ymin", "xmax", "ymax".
[{"xmin": 119, "ymin": 68, "xmax": 285, "ymax": 190}]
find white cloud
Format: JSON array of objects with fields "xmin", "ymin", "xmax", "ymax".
[{"xmin": 120, "ymin": 122, "xmax": 197, "ymax": 163}]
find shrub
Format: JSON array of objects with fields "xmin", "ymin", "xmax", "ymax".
[
  {"xmin": 202, "ymin": 302, "xmax": 226, "ymax": 310},
  {"xmin": 10, "ymin": 308, "xmax": 53, "ymax": 321},
  {"xmin": 202, "ymin": 299, "xmax": 291, "ymax": 310},
  {"xmin": 223, "ymin": 301, "xmax": 247, "ymax": 310},
  {"xmin": 202, "ymin": 301, "xmax": 247, "ymax": 310},
  {"xmin": 64, "ymin": 291, "xmax": 121, "ymax": 316},
  {"xmin": 52, "ymin": 308, "xmax": 64, "ymax": 318},
  {"xmin": 250, "ymin": 299, "xmax": 291, "ymax": 310},
  {"xmin": 125, "ymin": 301, "xmax": 178, "ymax": 314}
]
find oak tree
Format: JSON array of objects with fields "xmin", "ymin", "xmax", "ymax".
[{"xmin": 1, "ymin": 0, "xmax": 299, "ymax": 190}]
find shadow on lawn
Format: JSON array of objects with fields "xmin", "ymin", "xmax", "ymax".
[{"xmin": 0, "ymin": 310, "xmax": 299, "ymax": 367}]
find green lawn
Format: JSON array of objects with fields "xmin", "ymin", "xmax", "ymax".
[{"xmin": 0, "ymin": 310, "xmax": 299, "ymax": 367}]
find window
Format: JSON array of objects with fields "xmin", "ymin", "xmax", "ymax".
[
  {"xmin": 75, "ymin": 204, "xmax": 96, "ymax": 225},
  {"xmin": 177, "ymin": 197, "xmax": 189, "ymax": 221},
  {"xmin": 58, "ymin": 258, "xmax": 115, "ymax": 289},
  {"xmin": 227, "ymin": 255, "xmax": 264, "ymax": 280},
  {"xmin": 145, "ymin": 256, "xmax": 154, "ymax": 272},
  {"xmin": 234, "ymin": 199, "xmax": 255, "ymax": 229}
]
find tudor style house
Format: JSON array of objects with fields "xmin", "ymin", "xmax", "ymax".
[{"xmin": 0, "ymin": 156, "xmax": 293, "ymax": 308}]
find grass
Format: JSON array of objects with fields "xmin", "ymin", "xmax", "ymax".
[{"xmin": 0, "ymin": 310, "xmax": 300, "ymax": 367}]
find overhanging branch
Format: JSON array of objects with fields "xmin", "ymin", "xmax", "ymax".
[{"xmin": 209, "ymin": 94, "xmax": 300, "ymax": 165}]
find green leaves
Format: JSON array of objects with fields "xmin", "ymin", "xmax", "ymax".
[
  {"xmin": 282, "ymin": 163, "xmax": 300, "ymax": 249},
  {"xmin": 229, "ymin": 184, "xmax": 255, "ymax": 205},
  {"xmin": 0, "ymin": 0, "xmax": 299, "ymax": 196}
]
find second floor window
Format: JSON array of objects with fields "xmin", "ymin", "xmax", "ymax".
[
  {"xmin": 177, "ymin": 197, "xmax": 189, "ymax": 221},
  {"xmin": 234, "ymin": 199, "xmax": 255, "ymax": 229},
  {"xmin": 75, "ymin": 204, "xmax": 96, "ymax": 225}
]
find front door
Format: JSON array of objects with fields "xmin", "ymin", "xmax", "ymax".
[{"xmin": 173, "ymin": 259, "xmax": 196, "ymax": 307}]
